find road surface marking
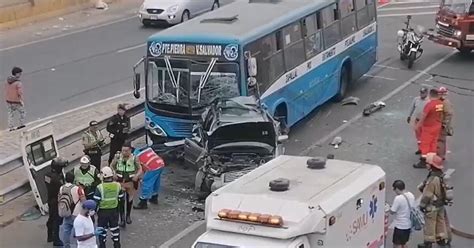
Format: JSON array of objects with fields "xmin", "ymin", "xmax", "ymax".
[
  {"xmin": 378, "ymin": 11, "xmax": 437, "ymax": 17},
  {"xmin": 363, "ymin": 74, "xmax": 396, "ymax": 81},
  {"xmin": 378, "ymin": 5, "xmax": 439, "ymax": 11},
  {"xmin": 159, "ymin": 220, "xmax": 205, "ymax": 248},
  {"xmin": 299, "ymin": 49, "xmax": 456, "ymax": 156},
  {"xmin": 25, "ymin": 88, "xmax": 144, "ymax": 127},
  {"xmin": 0, "ymin": 15, "xmax": 136, "ymax": 52},
  {"xmin": 117, "ymin": 43, "xmax": 146, "ymax": 53}
]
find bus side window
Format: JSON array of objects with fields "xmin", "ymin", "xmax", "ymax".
[
  {"xmin": 367, "ymin": 0, "xmax": 376, "ymax": 22},
  {"xmin": 322, "ymin": 3, "xmax": 342, "ymax": 48},
  {"xmin": 246, "ymin": 34, "xmax": 278, "ymax": 92},
  {"xmin": 269, "ymin": 30, "xmax": 286, "ymax": 83},
  {"xmin": 302, "ymin": 13, "xmax": 323, "ymax": 59},
  {"xmin": 339, "ymin": 0, "xmax": 357, "ymax": 37},
  {"xmin": 282, "ymin": 21, "xmax": 305, "ymax": 71},
  {"xmin": 355, "ymin": 0, "xmax": 369, "ymax": 29}
]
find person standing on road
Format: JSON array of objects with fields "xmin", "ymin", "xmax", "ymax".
[
  {"xmin": 110, "ymin": 143, "xmax": 142, "ymax": 227},
  {"xmin": 414, "ymin": 89, "xmax": 444, "ymax": 168},
  {"xmin": 94, "ymin": 166, "xmax": 124, "ymax": 248},
  {"xmin": 82, "ymin": 120, "xmax": 105, "ymax": 168},
  {"xmin": 436, "ymin": 87, "xmax": 454, "ymax": 161},
  {"xmin": 107, "ymin": 104, "xmax": 130, "ymax": 165},
  {"xmin": 389, "ymin": 180, "xmax": 416, "ymax": 248},
  {"xmin": 4, "ymin": 66, "xmax": 26, "ymax": 131},
  {"xmin": 74, "ymin": 200, "xmax": 104, "ymax": 248},
  {"xmin": 134, "ymin": 148, "xmax": 165, "ymax": 210},
  {"xmin": 407, "ymin": 86, "xmax": 429, "ymax": 154},
  {"xmin": 74, "ymin": 155, "xmax": 101, "ymax": 202},
  {"xmin": 60, "ymin": 172, "xmax": 86, "ymax": 248},
  {"xmin": 417, "ymin": 153, "xmax": 449, "ymax": 248},
  {"xmin": 44, "ymin": 157, "xmax": 67, "ymax": 246}
]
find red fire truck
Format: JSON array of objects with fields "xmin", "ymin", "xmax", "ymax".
[{"xmin": 428, "ymin": 0, "xmax": 474, "ymax": 54}]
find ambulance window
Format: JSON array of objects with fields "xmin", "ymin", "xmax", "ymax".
[{"xmin": 25, "ymin": 136, "xmax": 57, "ymax": 166}]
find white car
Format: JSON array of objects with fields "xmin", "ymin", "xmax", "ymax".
[{"xmin": 138, "ymin": 0, "xmax": 220, "ymax": 26}]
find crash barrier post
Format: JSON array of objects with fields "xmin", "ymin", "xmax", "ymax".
[{"xmin": 0, "ymin": 101, "xmax": 145, "ymax": 205}]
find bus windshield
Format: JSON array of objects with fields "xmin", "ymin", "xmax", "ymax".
[
  {"xmin": 147, "ymin": 58, "xmax": 240, "ymax": 111},
  {"xmin": 442, "ymin": 0, "xmax": 473, "ymax": 14}
]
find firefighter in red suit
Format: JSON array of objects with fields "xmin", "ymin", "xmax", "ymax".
[{"xmin": 414, "ymin": 89, "xmax": 444, "ymax": 168}]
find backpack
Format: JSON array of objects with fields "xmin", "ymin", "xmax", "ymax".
[
  {"xmin": 402, "ymin": 193, "xmax": 425, "ymax": 231},
  {"xmin": 58, "ymin": 185, "xmax": 77, "ymax": 218}
]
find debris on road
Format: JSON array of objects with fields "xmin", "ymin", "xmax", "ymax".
[
  {"xmin": 363, "ymin": 101, "xmax": 386, "ymax": 116},
  {"xmin": 95, "ymin": 0, "xmax": 109, "ymax": 10},
  {"xmin": 331, "ymin": 136, "xmax": 343, "ymax": 149},
  {"xmin": 341, "ymin": 96, "xmax": 360, "ymax": 106}
]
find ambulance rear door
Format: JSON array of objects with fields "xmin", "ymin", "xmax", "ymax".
[{"xmin": 20, "ymin": 121, "xmax": 59, "ymax": 215}]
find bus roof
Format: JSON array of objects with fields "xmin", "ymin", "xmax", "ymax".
[
  {"xmin": 148, "ymin": 0, "xmax": 333, "ymax": 44},
  {"xmin": 205, "ymin": 155, "xmax": 385, "ymax": 239}
]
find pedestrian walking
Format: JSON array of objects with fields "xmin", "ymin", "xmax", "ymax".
[
  {"xmin": 406, "ymin": 86, "xmax": 429, "ymax": 154},
  {"xmin": 414, "ymin": 89, "xmax": 444, "ymax": 168},
  {"xmin": 389, "ymin": 180, "xmax": 416, "ymax": 248},
  {"xmin": 4, "ymin": 66, "xmax": 26, "ymax": 131},
  {"xmin": 417, "ymin": 153, "xmax": 449, "ymax": 248},
  {"xmin": 436, "ymin": 87, "xmax": 454, "ymax": 160},
  {"xmin": 134, "ymin": 148, "xmax": 165, "ymax": 210},
  {"xmin": 44, "ymin": 157, "xmax": 67, "ymax": 246},
  {"xmin": 59, "ymin": 172, "xmax": 86, "ymax": 248},
  {"xmin": 74, "ymin": 156, "xmax": 101, "ymax": 201},
  {"xmin": 110, "ymin": 143, "xmax": 142, "ymax": 227},
  {"xmin": 82, "ymin": 120, "xmax": 105, "ymax": 168},
  {"xmin": 73, "ymin": 200, "xmax": 104, "ymax": 248},
  {"xmin": 94, "ymin": 167, "xmax": 124, "ymax": 248},
  {"xmin": 107, "ymin": 104, "xmax": 130, "ymax": 165}
]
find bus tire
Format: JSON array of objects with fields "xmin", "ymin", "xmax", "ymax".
[
  {"xmin": 275, "ymin": 105, "xmax": 289, "ymax": 135},
  {"xmin": 334, "ymin": 65, "xmax": 349, "ymax": 102},
  {"xmin": 181, "ymin": 10, "xmax": 190, "ymax": 23}
]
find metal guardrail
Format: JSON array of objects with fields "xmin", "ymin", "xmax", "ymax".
[{"xmin": 0, "ymin": 102, "xmax": 145, "ymax": 205}]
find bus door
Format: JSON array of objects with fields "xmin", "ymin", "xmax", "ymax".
[{"xmin": 20, "ymin": 121, "xmax": 59, "ymax": 215}]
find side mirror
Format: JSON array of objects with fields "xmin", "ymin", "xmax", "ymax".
[
  {"xmin": 278, "ymin": 135, "xmax": 289, "ymax": 142},
  {"xmin": 247, "ymin": 57, "xmax": 257, "ymax": 77},
  {"xmin": 407, "ymin": 15, "xmax": 412, "ymax": 20},
  {"xmin": 133, "ymin": 73, "xmax": 141, "ymax": 99}
]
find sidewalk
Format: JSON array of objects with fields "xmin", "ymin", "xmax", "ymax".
[{"xmin": 0, "ymin": 92, "xmax": 142, "ymax": 227}]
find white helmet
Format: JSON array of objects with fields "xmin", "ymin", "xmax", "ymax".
[
  {"xmin": 101, "ymin": 166, "xmax": 114, "ymax": 178},
  {"xmin": 397, "ymin": 30, "xmax": 405, "ymax": 37},
  {"xmin": 80, "ymin": 155, "xmax": 90, "ymax": 164}
]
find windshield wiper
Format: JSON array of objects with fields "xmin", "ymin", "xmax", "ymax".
[
  {"xmin": 164, "ymin": 56, "xmax": 180, "ymax": 103},
  {"xmin": 197, "ymin": 58, "xmax": 218, "ymax": 103}
]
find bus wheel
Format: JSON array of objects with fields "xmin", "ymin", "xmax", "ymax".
[
  {"xmin": 181, "ymin": 10, "xmax": 190, "ymax": 23},
  {"xmin": 334, "ymin": 65, "xmax": 349, "ymax": 102},
  {"xmin": 457, "ymin": 47, "xmax": 472, "ymax": 56},
  {"xmin": 275, "ymin": 105, "xmax": 289, "ymax": 135}
]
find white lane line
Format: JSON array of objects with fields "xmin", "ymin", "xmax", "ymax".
[
  {"xmin": 299, "ymin": 49, "xmax": 456, "ymax": 156},
  {"xmin": 159, "ymin": 220, "xmax": 205, "ymax": 248},
  {"xmin": 363, "ymin": 74, "xmax": 396, "ymax": 81},
  {"xmin": 378, "ymin": 5, "xmax": 439, "ymax": 11},
  {"xmin": 378, "ymin": 11, "xmax": 437, "ymax": 17},
  {"xmin": 24, "ymin": 87, "xmax": 144, "ymax": 127},
  {"xmin": 117, "ymin": 43, "xmax": 146, "ymax": 53},
  {"xmin": 0, "ymin": 15, "xmax": 137, "ymax": 52}
]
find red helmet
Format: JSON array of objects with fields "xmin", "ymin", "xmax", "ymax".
[{"xmin": 438, "ymin": 87, "xmax": 448, "ymax": 95}]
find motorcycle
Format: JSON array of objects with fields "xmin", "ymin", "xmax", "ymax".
[{"xmin": 397, "ymin": 15, "xmax": 425, "ymax": 69}]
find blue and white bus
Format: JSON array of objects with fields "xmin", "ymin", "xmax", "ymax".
[{"xmin": 132, "ymin": 0, "xmax": 378, "ymax": 143}]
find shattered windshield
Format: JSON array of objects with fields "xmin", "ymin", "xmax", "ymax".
[
  {"xmin": 147, "ymin": 58, "xmax": 240, "ymax": 111},
  {"xmin": 442, "ymin": 0, "xmax": 473, "ymax": 14}
]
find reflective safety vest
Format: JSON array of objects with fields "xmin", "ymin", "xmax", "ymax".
[
  {"xmin": 83, "ymin": 130, "xmax": 104, "ymax": 148},
  {"xmin": 116, "ymin": 155, "xmax": 138, "ymax": 179},
  {"xmin": 74, "ymin": 166, "xmax": 96, "ymax": 187},
  {"xmin": 98, "ymin": 182, "xmax": 121, "ymax": 209}
]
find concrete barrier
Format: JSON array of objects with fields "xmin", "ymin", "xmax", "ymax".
[{"xmin": 0, "ymin": 0, "xmax": 117, "ymax": 30}]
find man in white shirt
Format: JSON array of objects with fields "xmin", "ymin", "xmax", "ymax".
[
  {"xmin": 60, "ymin": 172, "xmax": 86, "ymax": 248},
  {"xmin": 74, "ymin": 200, "xmax": 104, "ymax": 248},
  {"xmin": 389, "ymin": 180, "xmax": 416, "ymax": 248}
]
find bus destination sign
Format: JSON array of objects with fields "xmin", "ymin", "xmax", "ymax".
[{"xmin": 148, "ymin": 41, "xmax": 239, "ymax": 61}]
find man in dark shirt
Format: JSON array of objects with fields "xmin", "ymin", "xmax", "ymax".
[
  {"xmin": 107, "ymin": 104, "xmax": 131, "ymax": 164},
  {"xmin": 44, "ymin": 157, "xmax": 68, "ymax": 246}
]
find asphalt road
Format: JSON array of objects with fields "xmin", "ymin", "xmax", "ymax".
[{"xmin": 1, "ymin": 1, "xmax": 473, "ymax": 248}]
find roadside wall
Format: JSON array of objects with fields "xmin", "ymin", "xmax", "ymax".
[{"xmin": 0, "ymin": 0, "xmax": 117, "ymax": 30}]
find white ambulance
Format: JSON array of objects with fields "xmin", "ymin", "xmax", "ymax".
[{"xmin": 192, "ymin": 155, "xmax": 387, "ymax": 248}]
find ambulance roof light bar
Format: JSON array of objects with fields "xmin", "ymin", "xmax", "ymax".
[{"xmin": 217, "ymin": 209, "xmax": 285, "ymax": 228}]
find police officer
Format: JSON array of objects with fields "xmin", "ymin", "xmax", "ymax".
[
  {"xmin": 45, "ymin": 157, "xmax": 68, "ymax": 246},
  {"xmin": 94, "ymin": 167, "xmax": 124, "ymax": 248},
  {"xmin": 110, "ymin": 143, "xmax": 142, "ymax": 227},
  {"xmin": 82, "ymin": 120, "xmax": 105, "ymax": 168},
  {"xmin": 74, "ymin": 155, "xmax": 101, "ymax": 201},
  {"xmin": 107, "ymin": 104, "xmax": 131, "ymax": 165}
]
